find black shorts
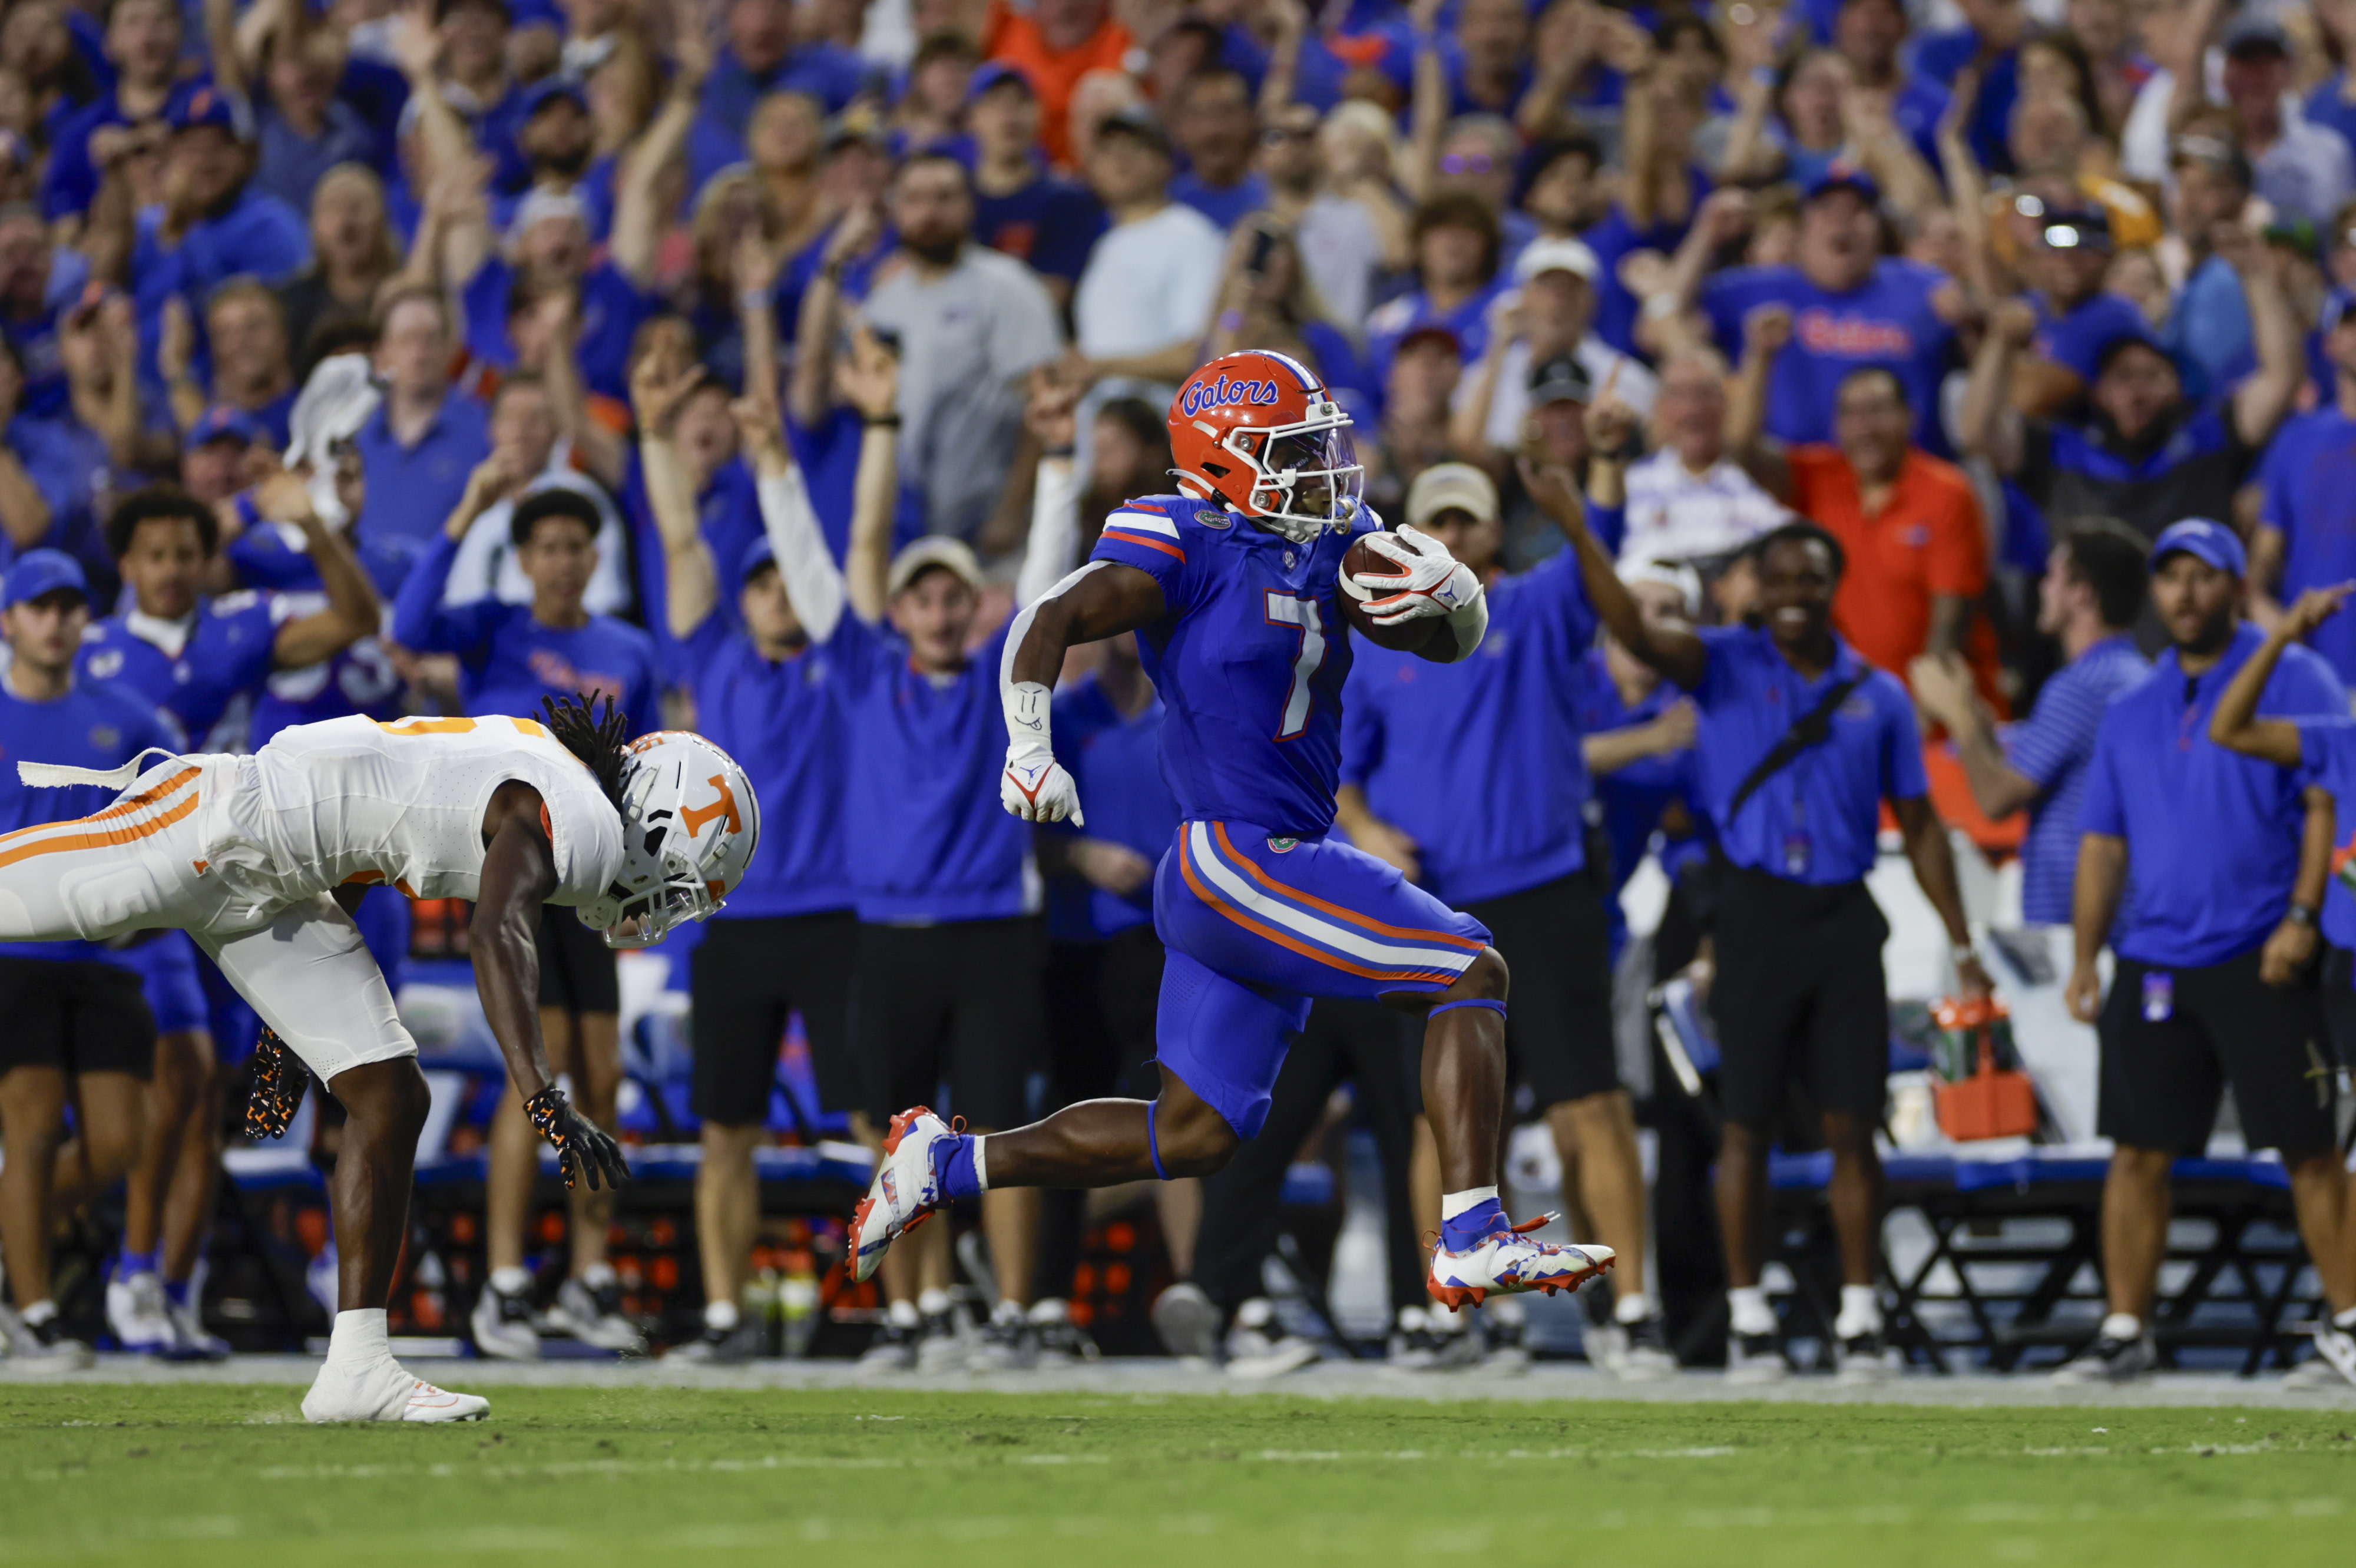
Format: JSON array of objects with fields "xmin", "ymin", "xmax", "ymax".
[
  {"xmin": 2099, "ymin": 950, "xmax": 2338, "ymax": 1160},
  {"xmin": 537, "ymin": 904, "xmax": 620, "ymax": 1014},
  {"xmin": 0, "ymin": 956, "xmax": 157, "ymax": 1078},
  {"xmin": 856, "ymin": 918, "xmax": 1045, "ymax": 1130},
  {"xmin": 2319, "ymin": 945, "xmax": 2356, "ymax": 1072},
  {"xmin": 1462, "ymin": 869, "xmax": 1618, "ymax": 1108},
  {"xmin": 1710, "ymin": 866, "xmax": 1890, "ymax": 1131},
  {"xmin": 1043, "ymin": 925, "xmax": 1166, "ymax": 1107},
  {"xmin": 690, "ymin": 912, "xmax": 861, "ymax": 1124}
]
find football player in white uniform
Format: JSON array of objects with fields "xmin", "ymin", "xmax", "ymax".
[{"xmin": 0, "ymin": 696, "xmax": 757, "ymax": 1421}]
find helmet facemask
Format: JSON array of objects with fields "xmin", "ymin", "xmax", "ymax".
[
  {"xmin": 575, "ymin": 745, "xmax": 754, "ymax": 949},
  {"xmin": 1225, "ymin": 401, "xmax": 1364, "ymax": 544}
]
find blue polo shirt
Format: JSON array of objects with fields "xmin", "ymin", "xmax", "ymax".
[
  {"xmin": 829, "ymin": 613, "xmax": 1033, "ymax": 924},
  {"xmin": 1577, "ymin": 648, "xmax": 1709, "ymax": 958},
  {"xmin": 1339, "ymin": 550, "xmax": 1598, "ymax": 906},
  {"xmin": 624, "ymin": 454, "xmax": 766, "ymax": 685},
  {"xmin": 350, "ymin": 391, "xmax": 492, "ymax": 550},
  {"xmin": 1702, "ymin": 259, "xmax": 1957, "ymax": 456},
  {"xmin": 681, "ymin": 612, "xmax": 854, "ymax": 920},
  {"xmin": 2079, "ymin": 622, "xmax": 2345, "ymax": 968},
  {"xmin": 77, "ymin": 594, "xmax": 280, "ymax": 750},
  {"xmin": 1044, "ymin": 671, "xmax": 1179, "ymax": 942},
  {"xmin": 974, "ymin": 172, "xmax": 1106, "ymax": 287},
  {"xmin": 1997, "ymin": 634, "xmax": 2150, "ymax": 926},
  {"xmin": 1686, "ymin": 625, "xmax": 1927, "ymax": 886},
  {"xmin": 391, "ymin": 532, "xmax": 662, "ymax": 737},
  {"xmin": 0, "ymin": 674, "xmax": 177, "ymax": 963},
  {"xmin": 2257, "ymin": 405, "xmax": 2356, "ymax": 686}
]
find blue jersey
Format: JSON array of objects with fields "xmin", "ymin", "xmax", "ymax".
[
  {"xmin": 77, "ymin": 596, "xmax": 279, "ymax": 750},
  {"xmin": 1702, "ymin": 260, "xmax": 1957, "ymax": 456},
  {"xmin": 1088, "ymin": 495, "xmax": 1376, "ymax": 838},
  {"xmin": 0, "ymin": 676, "xmax": 178, "ymax": 963},
  {"xmin": 2258, "ymin": 406, "xmax": 2356, "ymax": 686},
  {"xmin": 1045, "ymin": 671, "xmax": 1180, "ymax": 941}
]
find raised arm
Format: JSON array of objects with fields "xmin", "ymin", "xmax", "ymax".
[
  {"xmin": 740, "ymin": 388, "xmax": 848, "ymax": 644},
  {"xmin": 1726, "ymin": 304, "xmax": 1792, "ymax": 499},
  {"xmin": 1012, "ymin": 375, "xmax": 1084, "ymax": 608},
  {"xmin": 534, "ymin": 290, "xmax": 625, "ymax": 489},
  {"xmin": 389, "ymin": 452, "xmax": 515, "ymax": 656},
  {"xmin": 1520, "ymin": 456, "xmax": 1709, "ymax": 688},
  {"xmin": 1259, "ymin": 0, "xmax": 1306, "ymax": 121},
  {"xmin": 250, "ymin": 472, "xmax": 383, "ymax": 667},
  {"xmin": 837, "ymin": 325, "xmax": 901, "ymax": 625},
  {"xmin": 787, "ymin": 204, "xmax": 881, "ymax": 429},
  {"xmin": 610, "ymin": 9, "xmax": 713, "ymax": 289},
  {"xmin": 1935, "ymin": 70, "xmax": 2001, "ymax": 306},
  {"xmin": 2222, "ymin": 224, "xmax": 2303, "ymax": 449},
  {"xmin": 2209, "ymin": 585, "xmax": 2352, "ymax": 766},
  {"xmin": 1958, "ymin": 298, "xmax": 2030, "ymax": 472},
  {"xmin": 631, "ymin": 355, "xmax": 720, "ymax": 639}
]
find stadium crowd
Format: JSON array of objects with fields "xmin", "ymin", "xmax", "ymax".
[{"xmin": 2, "ymin": 0, "xmax": 2355, "ymax": 1390}]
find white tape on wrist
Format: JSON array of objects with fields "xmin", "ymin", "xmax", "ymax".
[{"xmin": 1004, "ymin": 679, "xmax": 1054, "ymax": 751}]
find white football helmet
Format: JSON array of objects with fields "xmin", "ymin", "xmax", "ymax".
[{"xmin": 575, "ymin": 730, "xmax": 761, "ymax": 948}]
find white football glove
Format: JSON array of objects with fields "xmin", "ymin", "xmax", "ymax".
[
  {"xmin": 1350, "ymin": 524, "xmax": 1483, "ymax": 627},
  {"xmin": 1002, "ymin": 740, "xmax": 1086, "ymax": 825}
]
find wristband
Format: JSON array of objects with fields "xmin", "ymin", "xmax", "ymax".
[
  {"xmin": 1642, "ymin": 293, "xmax": 1682, "ymax": 320},
  {"xmin": 1004, "ymin": 679, "xmax": 1053, "ymax": 753},
  {"xmin": 1950, "ymin": 941, "xmax": 1978, "ymax": 968},
  {"xmin": 737, "ymin": 288, "xmax": 770, "ymax": 315},
  {"xmin": 2286, "ymin": 902, "xmax": 2318, "ymax": 928},
  {"xmin": 863, "ymin": 413, "xmax": 901, "ymax": 428}
]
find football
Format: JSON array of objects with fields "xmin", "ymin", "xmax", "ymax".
[{"xmin": 1338, "ymin": 534, "xmax": 1441, "ymax": 653}]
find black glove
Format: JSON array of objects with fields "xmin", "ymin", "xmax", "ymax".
[
  {"xmin": 524, "ymin": 1086, "xmax": 631, "ymax": 1190},
  {"xmin": 244, "ymin": 1027, "xmax": 309, "ymax": 1140}
]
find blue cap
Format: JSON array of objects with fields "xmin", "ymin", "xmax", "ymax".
[
  {"xmin": 3, "ymin": 549, "xmax": 90, "ymax": 608},
  {"xmin": 739, "ymin": 533, "xmax": 776, "ymax": 580},
  {"xmin": 967, "ymin": 61, "xmax": 1035, "ymax": 102},
  {"xmin": 170, "ymin": 81, "xmax": 244, "ymax": 139},
  {"xmin": 520, "ymin": 75, "xmax": 590, "ymax": 121},
  {"xmin": 190, "ymin": 404, "xmax": 260, "ymax": 447},
  {"xmin": 2149, "ymin": 517, "xmax": 2246, "ymax": 578},
  {"xmin": 1803, "ymin": 161, "xmax": 1879, "ymax": 206}
]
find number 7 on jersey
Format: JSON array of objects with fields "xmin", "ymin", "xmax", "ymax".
[{"xmin": 1263, "ymin": 592, "xmax": 1327, "ymax": 742}]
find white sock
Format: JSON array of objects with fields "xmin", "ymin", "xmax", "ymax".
[
  {"xmin": 19, "ymin": 1299, "xmax": 56, "ymax": 1328},
  {"xmin": 580, "ymin": 1261, "xmax": 617, "ymax": 1290},
  {"xmin": 970, "ymin": 1134, "xmax": 990, "ymax": 1192},
  {"xmin": 2100, "ymin": 1312, "xmax": 2142, "ymax": 1342},
  {"xmin": 1835, "ymin": 1284, "xmax": 1882, "ymax": 1340},
  {"xmin": 1027, "ymin": 1297, "xmax": 1068, "ymax": 1325},
  {"xmin": 1613, "ymin": 1291, "xmax": 1659, "ymax": 1326},
  {"xmin": 1439, "ymin": 1186, "xmax": 1500, "ymax": 1220},
  {"xmin": 1728, "ymin": 1286, "xmax": 1775, "ymax": 1337},
  {"xmin": 917, "ymin": 1287, "xmax": 952, "ymax": 1318},
  {"xmin": 991, "ymin": 1298, "xmax": 1024, "ymax": 1325},
  {"xmin": 489, "ymin": 1266, "xmax": 530, "ymax": 1296},
  {"xmin": 2335, "ymin": 1305, "xmax": 2356, "ymax": 1332},
  {"xmin": 887, "ymin": 1298, "xmax": 920, "ymax": 1329},
  {"xmin": 326, "ymin": 1308, "xmax": 389, "ymax": 1369},
  {"xmin": 704, "ymin": 1299, "xmax": 740, "ymax": 1332}
]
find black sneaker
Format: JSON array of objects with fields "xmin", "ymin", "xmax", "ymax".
[
  {"xmin": 1726, "ymin": 1328, "xmax": 1787, "ymax": 1384},
  {"xmin": 2051, "ymin": 1328, "xmax": 2157, "ymax": 1385},
  {"xmin": 1033, "ymin": 1316, "xmax": 1101, "ymax": 1363},
  {"xmin": 1835, "ymin": 1328, "xmax": 1897, "ymax": 1383},
  {"xmin": 668, "ymin": 1317, "xmax": 765, "ymax": 1364},
  {"xmin": 857, "ymin": 1319, "xmax": 918, "ymax": 1371},
  {"xmin": 968, "ymin": 1314, "xmax": 1037, "ymax": 1372},
  {"xmin": 469, "ymin": 1278, "xmax": 541, "ymax": 1361}
]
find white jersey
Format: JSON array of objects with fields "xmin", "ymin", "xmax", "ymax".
[{"xmin": 201, "ymin": 714, "xmax": 626, "ymax": 914}]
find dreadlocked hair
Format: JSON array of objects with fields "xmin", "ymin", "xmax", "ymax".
[{"xmin": 541, "ymin": 693, "xmax": 631, "ymax": 811}]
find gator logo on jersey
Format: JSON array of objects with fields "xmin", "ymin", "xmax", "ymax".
[
  {"xmin": 86, "ymin": 650, "xmax": 123, "ymax": 679},
  {"xmin": 1178, "ymin": 375, "xmax": 1282, "ymax": 416},
  {"xmin": 1267, "ymin": 836, "xmax": 1299, "ymax": 854},
  {"xmin": 1195, "ymin": 508, "xmax": 1232, "ymax": 530}
]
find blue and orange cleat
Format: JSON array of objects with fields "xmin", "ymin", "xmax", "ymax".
[
  {"xmin": 1426, "ymin": 1213, "xmax": 1613, "ymax": 1311},
  {"xmin": 848, "ymin": 1107, "xmax": 961, "ymax": 1283}
]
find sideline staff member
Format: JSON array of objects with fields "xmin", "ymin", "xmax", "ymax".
[
  {"xmin": 2064, "ymin": 520, "xmax": 2352, "ymax": 1385},
  {"xmin": 1553, "ymin": 478, "xmax": 1990, "ymax": 1384}
]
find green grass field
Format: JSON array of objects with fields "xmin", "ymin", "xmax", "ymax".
[{"xmin": 3, "ymin": 1385, "xmax": 2352, "ymax": 1566}]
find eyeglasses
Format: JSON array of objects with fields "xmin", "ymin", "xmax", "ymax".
[
  {"xmin": 1440, "ymin": 153, "xmax": 1498, "ymax": 176},
  {"xmin": 1261, "ymin": 126, "xmax": 1315, "ymax": 147},
  {"xmin": 2041, "ymin": 223, "xmax": 2107, "ymax": 250}
]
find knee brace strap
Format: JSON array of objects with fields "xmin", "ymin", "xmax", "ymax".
[{"xmin": 1430, "ymin": 998, "xmax": 1508, "ymax": 1020}]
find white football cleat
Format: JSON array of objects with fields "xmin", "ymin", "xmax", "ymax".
[
  {"xmin": 847, "ymin": 1107, "xmax": 959, "ymax": 1283},
  {"xmin": 1425, "ymin": 1215, "xmax": 1613, "ymax": 1310},
  {"xmin": 301, "ymin": 1357, "xmax": 489, "ymax": 1423},
  {"xmin": 107, "ymin": 1273, "xmax": 173, "ymax": 1353}
]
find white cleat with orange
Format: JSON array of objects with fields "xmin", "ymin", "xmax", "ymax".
[
  {"xmin": 301, "ymin": 1357, "xmax": 489, "ymax": 1423},
  {"xmin": 848, "ymin": 1107, "xmax": 959, "ymax": 1283},
  {"xmin": 1427, "ymin": 1215, "xmax": 1614, "ymax": 1311}
]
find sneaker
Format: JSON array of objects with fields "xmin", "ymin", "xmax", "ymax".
[
  {"xmin": 1726, "ymin": 1329, "xmax": 1788, "ymax": 1384},
  {"xmin": 2050, "ymin": 1328, "xmax": 2158, "ymax": 1385},
  {"xmin": 300, "ymin": 1356, "xmax": 487, "ymax": 1423},
  {"xmin": 1835, "ymin": 1328, "xmax": 1900, "ymax": 1384},
  {"xmin": 1033, "ymin": 1315, "xmax": 1101, "ymax": 1364},
  {"xmin": 1225, "ymin": 1298, "xmax": 1320, "ymax": 1379},
  {"xmin": 1152, "ymin": 1282, "xmax": 1220, "ymax": 1361},
  {"xmin": 2, "ymin": 1309, "xmax": 96, "ymax": 1374},
  {"xmin": 468, "ymin": 1276, "xmax": 541, "ymax": 1361},
  {"xmin": 1427, "ymin": 1215, "xmax": 1613, "ymax": 1310},
  {"xmin": 668, "ymin": 1317, "xmax": 765, "ymax": 1364},
  {"xmin": 1593, "ymin": 1314, "xmax": 1677, "ymax": 1380},
  {"xmin": 968, "ymin": 1312, "xmax": 1037, "ymax": 1372},
  {"xmin": 915, "ymin": 1308, "xmax": 971, "ymax": 1372},
  {"xmin": 162, "ymin": 1295, "xmax": 231, "ymax": 1362},
  {"xmin": 1388, "ymin": 1306, "xmax": 1483, "ymax": 1372},
  {"xmin": 856, "ymin": 1319, "xmax": 919, "ymax": 1372},
  {"xmin": 106, "ymin": 1272, "xmax": 173, "ymax": 1353},
  {"xmin": 2305, "ymin": 1322, "xmax": 2356, "ymax": 1390},
  {"xmin": 545, "ymin": 1277, "xmax": 646, "ymax": 1354},
  {"xmin": 847, "ymin": 1107, "xmax": 959, "ymax": 1283}
]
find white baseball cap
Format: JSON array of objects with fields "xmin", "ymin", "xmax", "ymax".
[
  {"xmin": 1513, "ymin": 237, "xmax": 1601, "ymax": 286},
  {"xmin": 887, "ymin": 535, "xmax": 986, "ymax": 598},
  {"xmin": 1405, "ymin": 462, "xmax": 1500, "ymax": 528}
]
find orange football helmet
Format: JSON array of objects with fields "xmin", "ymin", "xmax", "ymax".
[{"xmin": 1166, "ymin": 350, "xmax": 1364, "ymax": 543}]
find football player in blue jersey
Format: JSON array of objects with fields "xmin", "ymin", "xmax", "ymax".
[
  {"xmin": 80, "ymin": 480, "xmax": 379, "ymax": 1358},
  {"xmin": 849, "ymin": 349, "xmax": 1616, "ymax": 1311}
]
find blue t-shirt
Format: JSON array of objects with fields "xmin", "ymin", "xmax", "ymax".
[
  {"xmin": 1170, "ymin": 171, "xmax": 1270, "ymax": 233},
  {"xmin": 2031, "ymin": 291, "xmax": 2154, "ymax": 382},
  {"xmin": 40, "ymin": 79, "xmax": 210, "ymax": 221},
  {"xmin": 1044, "ymin": 671, "xmax": 1180, "ymax": 941},
  {"xmin": 2258, "ymin": 405, "xmax": 2356, "ymax": 687},
  {"xmin": 2306, "ymin": 74, "xmax": 2356, "ymax": 162},
  {"xmin": 1998, "ymin": 634, "xmax": 2150, "ymax": 927},
  {"xmin": 2295, "ymin": 712, "xmax": 2356, "ymax": 955},
  {"xmin": 1365, "ymin": 277, "xmax": 1509, "ymax": 386},
  {"xmin": 459, "ymin": 258, "xmax": 648, "ymax": 401},
  {"xmin": 3, "ymin": 415, "xmax": 112, "ymax": 575},
  {"xmin": 1339, "ymin": 550, "xmax": 1597, "ymax": 905},
  {"xmin": 0, "ymin": 246, "xmax": 93, "ymax": 420},
  {"xmin": 1702, "ymin": 259, "xmax": 1957, "ymax": 456},
  {"xmin": 1686, "ymin": 625, "xmax": 1928, "ymax": 886},
  {"xmin": 1910, "ymin": 31, "xmax": 2019, "ymax": 174},
  {"xmin": 682, "ymin": 612, "xmax": 854, "ymax": 920},
  {"xmin": 1584, "ymin": 194, "xmax": 1703, "ymax": 358},
  {"xmin": 2163, "ymin": 254, "xmax": 2251, "ymax": 404},
  {"xmin": 1577, "ymin": 648, "xmax": 1708, "ymax": 957},
  {"xmin": 350, "ymin": 392, "xmax": 493, "ymax": 551},
  {"xmin": 130, "ymin": 186, "xmax": 312, "ymax": 387},
  {"xmin": 2079, "ymin": 622, "xmax": 2345, "ymax": 968},
  {"xmin": 0, "ymin": 676, "xmax": 178, "ymax": 962},
  {"xmin": 77, "ymin": 593, "xmax": 280, "ymax": 750},
  {"xmin": 625, "ymin": 454, "xmax": 765, "ymax": 685},
  {"xmin": 829, "ymin": 613, "xmax": 1033, "ymax": 924},
  {"xmin": 973, "ymin": 173, "xmax": 1106, "ymax": 285},
  {"xmin": 390, "ymin": 532, "xmax": 661, "ymax": 737},
  {"xmin": 1088, "ymin": 494, "xmax": 1375, "ymax": 837}
]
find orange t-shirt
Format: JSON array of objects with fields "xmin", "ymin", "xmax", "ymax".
[
  {"xmin": 1787, "ymin": 445, "xmax": 2004, "ymax": 712},
  {"xmin": 984, "ymin": 1, "xmax": 1135, "ymax": 168}
]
